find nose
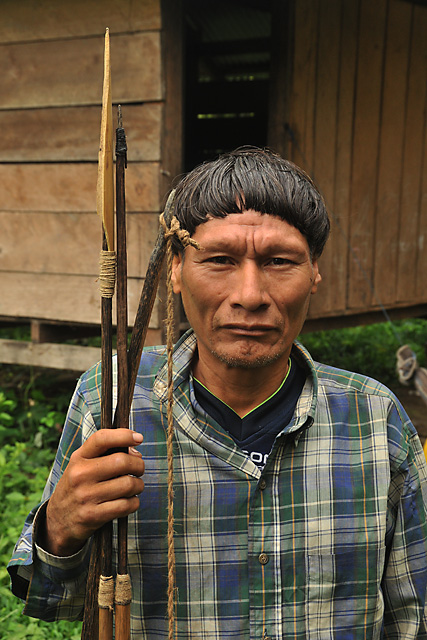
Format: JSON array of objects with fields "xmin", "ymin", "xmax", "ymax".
[{"xmin": 229, "ymin": 261, "xmax": 270, "ymax": 311}]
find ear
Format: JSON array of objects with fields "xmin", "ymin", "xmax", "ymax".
[
  {"xmin": 171, "ymin": 253, "xmax": 183, "ymax": 294},
  {"xmin": 310, "ymin": 260, "xmax": 322, "ymax": 295}
]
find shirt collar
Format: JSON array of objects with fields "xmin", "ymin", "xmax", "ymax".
[
  {"xmin": 288, "ymin": 341, "xmax": 318, "ymax": 439},
  {"xmin": 153, "ymin": 329, "xmax": 197, "ymax": 400},
  {"xmin": 153, "ymin": 330, "xmax": 319, "ymax": 436}
]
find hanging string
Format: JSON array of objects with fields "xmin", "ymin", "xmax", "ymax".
[
  {"xmin": 165, "ymin": 230, "xmax": 176, "ymax": 640},
  {"xmin": 160, "ymin": 210, "xmax": 201, "ymax": 640}
]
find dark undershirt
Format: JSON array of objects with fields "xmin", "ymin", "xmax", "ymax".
[{"xmin": 193, "ymin": 356, "xmax": 306, "ymax": 468}]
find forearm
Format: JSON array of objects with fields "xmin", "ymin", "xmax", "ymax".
[
  {"xmin": 9, "ymin": 501, "xmax": 91, "ymax": 621},
  {"xmin": 383, "ymin": 425, "xmax": 427, "ymax": 637}
]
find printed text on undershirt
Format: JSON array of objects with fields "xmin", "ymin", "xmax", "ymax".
[{"xmin": 193, "ymin": 356, "xmax": 306, "ymax": 469}]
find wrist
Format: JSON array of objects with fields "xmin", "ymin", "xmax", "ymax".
[{"xmin": 36, "ymin": 500, "xmax": 85, "ymax": 557}]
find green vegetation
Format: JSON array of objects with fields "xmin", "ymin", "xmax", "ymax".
[
  {"xmin": 0, "ymin": 317, "xmax": 426, "ymax": 637},
  {"xmin": 0, "ymin": 365, "xmax": 81, "ymax": 638},
  {"xmin": 300, "ymin": 318, "xmax": 427, "ymax": 387}
]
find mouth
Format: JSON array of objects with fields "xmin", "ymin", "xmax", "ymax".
[{"xmin": 221, "ymin": 324, "xmax": 276, "ymax": 336}]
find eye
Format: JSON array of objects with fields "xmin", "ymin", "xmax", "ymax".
[
  {"xmin": 268, "ymin": 257, "xmax": 295, "ymax": 266},
  {"xmin": 206, "ymin": 255, "xmax": 232, "ymax": 265}
]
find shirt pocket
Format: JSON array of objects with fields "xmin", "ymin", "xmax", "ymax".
[{"xmin": 306, "ymin": 546, "xmax": 385, "ymax": 640}]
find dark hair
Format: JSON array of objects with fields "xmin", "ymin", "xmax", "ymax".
[{"xmin": 171, "ymin": 146, "xmax": 330, "ymax": 258}]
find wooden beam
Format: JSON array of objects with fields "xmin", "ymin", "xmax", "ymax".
[
  {"xmin": 159, "ymin": 0, "xmax": 184, "ymax": 342},
  {"xmin": 373, "ymin": 1, "xmax": 412, "ymax": 305},
  {"xmin": 31, "ymin": 321, "xmax": 54, "ymax": 344},
  {"xmin": 0, "ymin": 273, "xmax": 159, "ymax": 327},
  {"xmin": 160, "ymin": 0, "xmax": 184, "ymax": 191},
  {"xmin": 0, "ymin": 104, "xmax": 161, "ymax": 163},
  {"xmin": 289, "ymin": 0, "xmax": 319, "ymax": 173},
  {"xmin": 0, "ymin": 0, "xmax": 160, "ymax": 43},
  {"xmin": 0, "ymin": 330, "xmax": 163, "ymax": 370},
  {"xmin": 0, "ymin": 162, "xmax": 160, "ymax": 213},
  {"xmin": 268, "ymin": 0, "xmax": 294, "ymax": 157},
  {"xmin": 328, "ymin": 0, "xmax": 358, "ymax": 313},
  {"xmin": 308, "ymin": 0, "xmax": 341, "ymax": 319},
  {"xmin": 0, "ymin": 212, "xmax": 160, "ymax": 278},
  {"xmin": 398, "ymin": 4, "xmax": 427, "ymax": 302},
  {"xmin": 30, "ymin": 321, "xmax": 101, "ymax": 344},
  {"xmin": 347, "ymin": 0, "xmax": 387, "ymax": 309},
  {"xmin": 0, "ymin": 338, "xmax": 101, "ymax": 372},
  {"xmin": 1, "ymin": 32, "xmax": 161, "ymax": 110}
]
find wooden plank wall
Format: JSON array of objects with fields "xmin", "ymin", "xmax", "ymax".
[
  {"xmin": 288, "ymin": 0, "xmax": 427, "ymax": 321},
  {"xmin": 0, "ymin": 0, "xmax": 166, "ymax": 347},
  {"xmin": 2, "ymin": 0, "xmax": 426, "ymax": 370}
]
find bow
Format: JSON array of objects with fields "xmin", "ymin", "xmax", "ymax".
[{"xmin": 81, "ymin": 28, "xmax": 176, "ymax": 640}]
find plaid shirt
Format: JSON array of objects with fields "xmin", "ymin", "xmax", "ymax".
[{"xmin": 9, "ymin": 331, "xmax": 427, "ymax": 639}]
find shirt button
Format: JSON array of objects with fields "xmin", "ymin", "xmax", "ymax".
[
  {"xmin": 258, "ymin": 552, "xmax": 269, "ymax": 565},
  {"xmin": 259, "ymin": 478, "xmax": 267, "ymax": 490}
]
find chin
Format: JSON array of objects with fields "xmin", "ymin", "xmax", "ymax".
[{"xmin": 213, "ymin": 348, "xmax": 286, "ymax": 370}]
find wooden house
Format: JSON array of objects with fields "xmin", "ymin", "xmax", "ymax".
[{"xmin": 0, "ymin": 0, "xmax": 426, "ymax": 371}]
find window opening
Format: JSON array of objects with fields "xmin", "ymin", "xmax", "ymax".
[{"xmin": 184, "ymin": 0, "xmax": 272, "ymax": 169}]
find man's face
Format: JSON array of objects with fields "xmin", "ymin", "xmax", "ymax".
[{"xmin": 171, "ymin": 210, "xmax": 321, "ymax": 374}]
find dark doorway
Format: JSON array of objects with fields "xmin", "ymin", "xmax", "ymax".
[{"xmin": 184, "ymin": 0, "xmax": 273, "ymax": 170}]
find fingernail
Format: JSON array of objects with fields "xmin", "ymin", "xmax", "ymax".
[
  {"xmin": 132, "ymin": 431, "xmax": 143, "ymax": 444},
  {"xmin": 129, "ymin": 447, "xmax": 141, "ymax": 455}
]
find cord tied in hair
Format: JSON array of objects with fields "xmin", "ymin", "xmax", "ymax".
[{"xmin": 159, "ymin": 213, "xmax": 202, "ymax": 250}]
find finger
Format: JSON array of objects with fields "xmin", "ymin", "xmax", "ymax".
[
  {"xmin": 90, "ymin": 474, "xmax": 145, "ymax": 504},
  {"xmin": 79, "ymin": 428, "xmax": 143, "ymax": 460},
  {"xmin": 82, "ymin": 495, "xmax": 142, "ymax": 528},
  {"xmin": 88, "ymin": 451, "xmax": 145, "ymax": 483}
]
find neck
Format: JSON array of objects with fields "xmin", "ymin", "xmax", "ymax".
[{"xmin": 192, "ymin": 352, "xmax": 290, "ymax": 418}]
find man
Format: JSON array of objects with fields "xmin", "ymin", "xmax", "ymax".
[{"xmin": 9, "ymin": 147, "xmax": 427, "ymax": 638}]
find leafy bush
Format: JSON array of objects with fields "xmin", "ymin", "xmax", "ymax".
[
  {"xmin": 300, "ymin": 318, "xmax": 427, "ymax": 386},
  {"xmin": 0, "ymin": 366, "xmax": 82, "ymax": 638},
  {"xmin": 0, "ymin": 441, "xmax": 82, "ymax": 638}
]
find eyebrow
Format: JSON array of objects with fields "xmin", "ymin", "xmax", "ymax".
[{"xmin": 198, "ymin": 238, "xmax": 309, "ymax": 259}]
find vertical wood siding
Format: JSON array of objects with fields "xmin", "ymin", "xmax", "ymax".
[{"xmin": 289, "ymin": 0, "xmax": 427, "ymax": 320}]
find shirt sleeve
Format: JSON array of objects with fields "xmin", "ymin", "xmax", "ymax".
[
  {"xmin": 7, "ymin": 380, "xmax": 98, "ymax": 621},
  {"xmin": 383, "ymin": 399, "xmax": 427, "ymax": 637}
]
